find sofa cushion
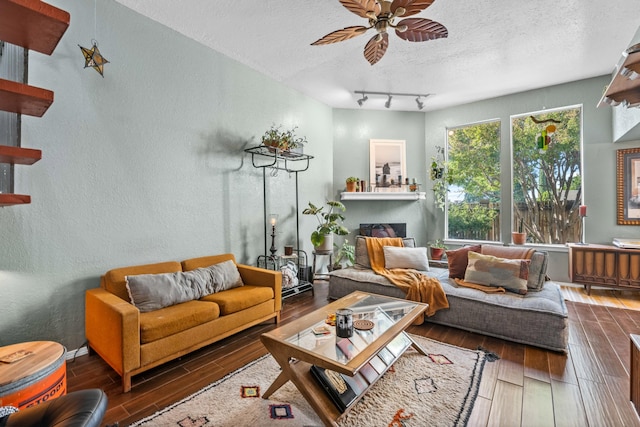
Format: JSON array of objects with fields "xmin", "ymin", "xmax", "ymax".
[
  {"xmin": 464, "ymin": 251, "xmax": 530, "ymax": 295},
  {"xmin": 383, "ymin": 246, "xmax": 430, "ymax": 271},
  {"xmin": 126, "ymin": 261, "xmax": 244, "ymax": 312},
  {"xmin": 355, "ymin": 236, "xmax": 416, "ymax": 269},
  {"xmin": 103, "ymin": 261, "xmax": 183, "ymax": 302},
  {"xmin": 139, "ymin": 300, "xmax": 220, "ymax": 344},
  {"xmin": 200, "ymin": 285, "xmax": 274, "ymax": 315},
  {"xmin": 481, "ymin": 245, "xmax": 548, "ymax": 291},
  {"xmin": 445, "ymin": 245, "xmax": 482, "ymax": 279}
]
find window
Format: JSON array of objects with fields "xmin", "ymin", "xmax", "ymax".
[
  {"xmin": 446, "ymin": 120, "xmax": 501, "ymax": 241},
  {"xmin": 511, "ymin": 106, "xmax": 583, "ymax": 244}
]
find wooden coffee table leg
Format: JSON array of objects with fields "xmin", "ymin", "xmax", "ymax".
[
  {"xmin": 262, "ymin": 369, "xmax": 290, "ymax": 399},
  {"xmin": 407, "ymin": 334, "xmax": 428, "ymax": 356}
]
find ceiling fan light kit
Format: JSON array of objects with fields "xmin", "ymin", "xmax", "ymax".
[{"xmin": 312, "ymin": 0, "xmax": 448, "ymax": 65}]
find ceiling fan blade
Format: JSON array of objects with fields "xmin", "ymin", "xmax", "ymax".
[
  {"xmin": 395, "ymin": 18, "xmax": 447, "ymax": 42},
  {"xmin": 311, "ymin": 26, "xmax": 369, "ymax": 45},
  {"xmin": 390, "ymin": 0, "xmax": 435, "ymax": 17},
  {"xmin": 364, "ymin": 32, "xmax": 389, "ymax": 65},
  {"xmin": 339, "ymin": 0, "xmax": 381, "ymax": 19}
]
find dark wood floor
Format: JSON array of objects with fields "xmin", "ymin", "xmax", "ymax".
[{"xmin": 67, "ymin": 282, "xmax": 640, "ymax": 426}]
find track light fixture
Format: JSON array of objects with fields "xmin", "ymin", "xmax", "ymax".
[
  {"xmin": 385, "ymin": 95, "xmax": 392, "ymax": 109},
  {"xmin": 354, "ymin": 91, "xmax": 431, "ymax": 110},
  {"xmin": 357, "ymin": 92, "xmax": 368, "ymax": 106}
]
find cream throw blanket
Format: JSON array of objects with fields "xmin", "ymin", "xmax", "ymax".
[{"xmin": 365, "ymin": 237, "xmax": 449, "ymax": 323}]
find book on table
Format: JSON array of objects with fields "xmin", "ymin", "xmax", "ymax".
[
  {"xmin": 613, "ymin": 238, "xmax": 640, "ymax": 249},
  {"xmin": 310, "ymin": 365, "xmax": 359, "ymax": 412}
]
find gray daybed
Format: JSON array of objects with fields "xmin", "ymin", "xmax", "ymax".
[{"xmin": 328, "ymin": 237, "xmax": 569, "ymax": 353}]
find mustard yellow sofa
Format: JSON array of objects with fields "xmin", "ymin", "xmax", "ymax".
[{"xmin": 85, "ymin": 254, "xmax": 282, "ymax": 392}]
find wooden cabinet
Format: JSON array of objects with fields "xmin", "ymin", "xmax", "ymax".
[
  {"xmin": 568, "ymin": 244, "xmax": 640, "ymax": 294},
  {"xmin": 0, "ymin": 0, "xmax": 70, "ymax": 206}
]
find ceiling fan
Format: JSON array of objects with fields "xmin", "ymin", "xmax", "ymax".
[{"xmin": 311, "ymin": 0, "xmax": 448, "ymax": 65}]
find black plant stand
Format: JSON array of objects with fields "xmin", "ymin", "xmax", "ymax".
[{"xmin": 245, "ymin": 146, "xmax": 315, "ymax": 299}]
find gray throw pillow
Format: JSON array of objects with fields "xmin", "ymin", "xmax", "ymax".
[{"xmin": 126, "ymin": 260, "xmax": 243, "ymax": 312}]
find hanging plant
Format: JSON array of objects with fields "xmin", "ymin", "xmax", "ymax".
[{"xmin": 430, "ymin": 146, "xmax": 451, "ymax": 211}]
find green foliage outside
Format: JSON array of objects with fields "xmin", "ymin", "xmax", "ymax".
[
  {"xmin": 447, "ymin": 121, "xmax": 501, "ymax": 240},
  {"xmin": 444, "ymin": 107, "xmax": 582, "ymax": 244},
  {"xmin": 511, "ymin": 107, "xmax": 582, "ymax": 244}
]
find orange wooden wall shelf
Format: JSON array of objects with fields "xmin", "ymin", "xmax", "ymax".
[
  {"xmin": 0, "ymin": 78, "xmax": 54, "ymax": 117},
  {"xmin": 0, "ymin": 145, "xmax": 42, "ymax": 165},
  {"xmin": 0, "ymin": 194, "xmax": 31, "ymax": 206},
  {"xmin": 0, "ymin": 0, "xmax": 70, "ymax": 55}
]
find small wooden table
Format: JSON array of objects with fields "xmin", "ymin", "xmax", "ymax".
[
  {"xmin": 260, "ymin": 291, "xmax": 428, "ymax": 427},
  {"xmin": 0, "ymin": 341, "xmax": 66, "ymax": 409}
]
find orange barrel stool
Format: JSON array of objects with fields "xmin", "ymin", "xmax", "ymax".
[{"xmin": 0, "ymin": 341, "xmax": 67, "ymax": 409}]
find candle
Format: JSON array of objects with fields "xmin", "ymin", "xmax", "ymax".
[{"xmin": 579, "ymin": 205, "xmax": 587, "ymax": 217}]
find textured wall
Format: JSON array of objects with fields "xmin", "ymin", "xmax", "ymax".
[
  {"xmin": 0, "ymin": 0, "xmax": 332, "ymax": 348},
  {"xmin": 331, "ymin": 109, "xmax": 429, "ymax": 247}
]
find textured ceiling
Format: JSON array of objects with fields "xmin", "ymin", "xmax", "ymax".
[{"xmin": 114, "ymin": 0, "xmax": 640, "ymax": 112}]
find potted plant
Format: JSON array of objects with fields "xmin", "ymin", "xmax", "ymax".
[
  {"xmin": 512, "ymin": 218, "xmax": 527, "ymax": 245},
  {"xmin": 261, "ymin": 124, "xmax": 307, "ymax": 152},
  {"xmin": 430, "ymin": 145, "xmax": 452, "ymax": 211},
  {"xmin": 302, "ymin": 201, "xmax": 349, "ymax": 251},
  {"xmin": 345, "ymin": 177, "xmax": 359, "ymax": 192},
  {"xmin": 428, "ymin": 239, "xmax": 448, "ymax": 260},
  {"xmin": 330, "ymin": 239, "xmax": 355, "ymax": 271}
]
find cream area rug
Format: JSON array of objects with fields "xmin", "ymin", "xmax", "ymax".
[{"xmin": 131, "ymin": 335, "xmax": 495, "ymax": 427}]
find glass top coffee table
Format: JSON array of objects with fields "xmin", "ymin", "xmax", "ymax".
[{"xmin": 260, "ymin": 291, "xmax": 428, "ymax": 427}]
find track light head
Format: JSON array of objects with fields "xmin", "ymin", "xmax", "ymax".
[
  {"xmin": 357, "ymin": 93, "xmax": 368, "ymax": 107},
  {"xmin": 416, "ymin": 96, "xmax": 424, "ymax": 110},
  {"xmin": 385, "ymin": 94, "xmax": 392, "ymax": 109}
]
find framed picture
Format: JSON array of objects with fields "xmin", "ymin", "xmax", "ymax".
[
  {"xmin": 617, "ymin": 147, "xmax": 640, "ymax": 225},
  {"xmin": 369, "ymin": 139, "xmax": 406, "ymax": 190}
]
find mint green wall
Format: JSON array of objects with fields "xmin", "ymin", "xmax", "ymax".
[
  {"xmin": 2, "ymin": 1, "xmax": 639, "ymax": 350},
  {"xmin": 332, "ymin": 110, "xmax": 430, "ymax": 246},
  {"xmin": 0, "ymin": 0, "xmax": 332, "ymax": 348},
  {"xmin": 333, "ymin": 77, "xmax": 640, "ymax": 282}
]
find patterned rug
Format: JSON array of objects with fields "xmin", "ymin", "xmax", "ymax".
[{"xmin": 130, "ymin": 335, "xmax": 495, "ymax": 427}]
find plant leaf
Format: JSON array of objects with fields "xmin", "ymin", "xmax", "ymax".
[
  {"xmin": 311, "ymin": 26, "xmax": 369, "ymax": 45},
  {"xmin": 395, "ymin": 18, "xmax": 447, "ymax": 42},
  {"xmin": 364, "ymin": 32, "xmax": 388, "ymax": 65}
]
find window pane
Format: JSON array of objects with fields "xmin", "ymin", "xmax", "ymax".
[
  {"xmin": 511, "ymin": 107, "xmax": 582, "ymax": 244},
  {"xmin": 446, "ymin": 120, "xmax": 501, "ymax": 241}
]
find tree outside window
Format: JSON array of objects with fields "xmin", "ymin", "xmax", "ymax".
[
  {"xmin": 446, "ymin": 120, "xmax": 501, "ymax": 241},
  {"xmin": 511, "ymin": 106, "xmax": 582, "ymax": 244}
]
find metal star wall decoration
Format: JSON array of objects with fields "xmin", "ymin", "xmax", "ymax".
[{"xmin": 78, "ymin": 41, "xmax": 109, "ymax": 77}]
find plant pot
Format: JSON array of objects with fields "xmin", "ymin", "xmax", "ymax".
[
  {"xmin": 315, "ymin": 233, "xmax": 333, "ymax": 252},
  {"xmin": 263, "ymin": 140, "xmax": 288, "ymax": 152},
  {"xmin": 430, "ymin": 247, "xmax": 445, "ymax": 260},
  {"xmin": 346, "ymin": 181, "xmax": 357, "ymax": 192},
  {"xmin": 512, "ymin": 232, "xmax": 527, "ymax": 245}
]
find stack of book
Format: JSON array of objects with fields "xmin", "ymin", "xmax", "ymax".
[{"xmin": 613, "ymin": 238, "xmax": 640, "ymax": 249}]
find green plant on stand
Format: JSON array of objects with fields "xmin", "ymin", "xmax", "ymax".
[
  {"xmin": 302, "ymin": 201, "xmax": 349, "ymax": 250},
  {"xmin": 261, "ymin": 124, "xmax": 307, "ymax": 151},
  {"xmin": 331, "ymin": 239, "xmax": 355, "ymax": 270}
]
